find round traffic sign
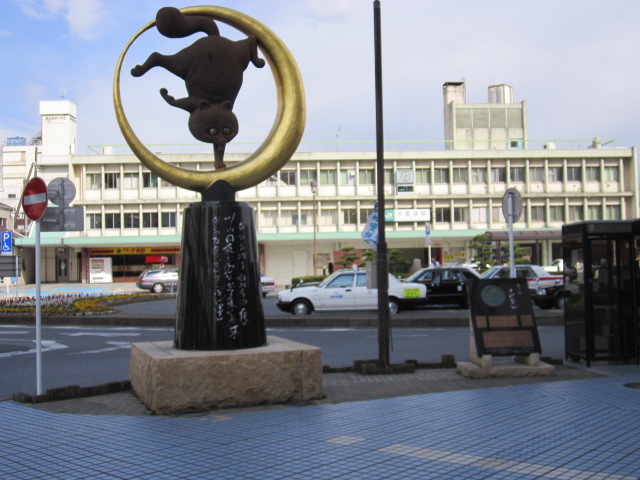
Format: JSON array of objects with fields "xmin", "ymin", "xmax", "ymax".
[
  {"xmin": 502, "ymin": 188, "xmax": 523, "ymax": 223},
  {"xmin": 22, "ymin": 177, "xmax": 48, "ymax": 221},
  {"xmin": 47, "ymin": 177, "xmax": 76, "ymax": 206}
]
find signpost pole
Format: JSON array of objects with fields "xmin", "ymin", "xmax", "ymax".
[
  {"xmin": 15, "ymin": 256, "xmax": 19, "ymax": 299},
  {"xmin": 508, "ymin": 192, "xmax": 516, "ymax": 278},
  {"xmin": 35, "ymin": 219, "xmax": 42, "ymax": 395}
]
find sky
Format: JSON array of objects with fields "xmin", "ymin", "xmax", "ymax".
[{"xmin": 2, "ymin": 0, "xmax": 640, "ymax": 154}]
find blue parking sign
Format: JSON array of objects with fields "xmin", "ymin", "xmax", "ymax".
[{"xmin": 1, "ymin": 231, "xmax": 12, "ymax": 255}]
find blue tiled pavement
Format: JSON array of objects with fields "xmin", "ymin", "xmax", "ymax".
[{"xmin": 1, "ymin": 365, "xmax": 639, "ymax": 479}]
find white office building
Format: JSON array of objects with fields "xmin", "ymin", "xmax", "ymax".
[{"xmin": 2, "ymin": 82, "xmax": 637, "ymax": 287}]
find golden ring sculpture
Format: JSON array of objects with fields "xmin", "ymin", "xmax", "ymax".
[{"xmin": 113, "ymin": 6, "xmax": 306, "ymax": 192}]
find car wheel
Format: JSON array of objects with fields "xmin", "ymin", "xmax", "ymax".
[
  {"xmin": 152, "ymin": 283, "xmax": 164, "ymax": 293},
  {"xmin": 389, "ymin": 299, "xmax": 399, "ymax": 315},
  {"xmin": 292, "ymin": 300, "xmax": 311, "ymax": 315},
  {"xmin": 555, "ymin": 294, "xmax": 570, "ymax": 309}
]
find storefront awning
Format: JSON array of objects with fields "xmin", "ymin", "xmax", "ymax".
[{"xmin": 485, "ymin": 229, "xmax": 561, "ymax": 242}]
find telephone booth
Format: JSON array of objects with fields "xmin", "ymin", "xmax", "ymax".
[{"xmin": 563, "ymin": 221, "xmax": 639, "ymax": 366}]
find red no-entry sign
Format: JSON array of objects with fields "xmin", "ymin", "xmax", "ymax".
[{"xmin": 22, "ymin": 177, "xmax": 48, "ymax": 221}]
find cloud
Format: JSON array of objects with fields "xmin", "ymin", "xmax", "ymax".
[
  {"xmin": 16, "ymin": 0, "xmax": 105, "ymax": 40},
  {"xmin": 303, "ymin": 0, "xmax": 362, "ymax": 21},
  {"xmin": 0, "ymin": 30, "xmax": 12, "ymax": 37}
]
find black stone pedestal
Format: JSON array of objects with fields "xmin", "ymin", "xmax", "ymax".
[{"xmin": 174, "ymin": 201, "xmax": 266, "ymax": 350}]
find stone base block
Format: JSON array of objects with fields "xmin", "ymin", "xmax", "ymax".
[
  {"xmin": 130, "ymin": 336, "xmax": 323, "ymax": 414},
  {"xmin": 456, "ymin": 359, "xmax": 555, "ymax": 379}
]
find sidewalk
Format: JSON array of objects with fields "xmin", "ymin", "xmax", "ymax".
[{"xmin": 3, "ymin": 363, "xmax": 639, "ymax": 479}]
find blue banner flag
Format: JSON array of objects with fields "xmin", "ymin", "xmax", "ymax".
[{"xmin": 361, "ymin": 203, "xmax": 379, "ymax": 251}]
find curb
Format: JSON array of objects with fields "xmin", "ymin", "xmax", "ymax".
[{"xmin": 0, "ymin": 313, "xmax": 563, "ymax": 328}]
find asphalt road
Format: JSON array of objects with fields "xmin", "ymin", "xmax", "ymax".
[{"xmin": 0, "ymin": 323, "xmax": 565, "ymax": 400}]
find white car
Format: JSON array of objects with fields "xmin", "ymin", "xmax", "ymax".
[
  {"xmin": 276, "ymin": 268, "xmax": 427, "ymax": 315},
  {"xmin": 260, "ymin": 273, "xmax": 275, "ymax": 298},
  {"xmin": 544, "ymin": 259, "xmax": 564, "ymax": 274},
  {"xmin": 481, "ymin": 264, "xmax": 566, "ymax": 309}
]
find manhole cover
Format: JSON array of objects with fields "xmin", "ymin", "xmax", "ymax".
[{"xmin": 624, "ymin": 383, "xmax": 640, "ymax": 389}]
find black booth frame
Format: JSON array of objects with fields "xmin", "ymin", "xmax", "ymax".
[{"xmin": 563, "ymin": 220, "xmax": 640, "ymax": 366}]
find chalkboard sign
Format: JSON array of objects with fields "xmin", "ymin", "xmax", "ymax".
[{"xmin": 468, "ymin": 278, "xmax": 542, "ymax": 356}]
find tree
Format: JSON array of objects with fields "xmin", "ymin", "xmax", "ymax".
[
  {"xmin": 469, "ymin": 234, "xmax": 496, "ymax": 272},
  {"xmin": 335, "ymin": 246, "xmax": 361, "ymax": 269},
  {"xmin": 388, "ymin": 249, "xmax": 411, "ymax": 276}
]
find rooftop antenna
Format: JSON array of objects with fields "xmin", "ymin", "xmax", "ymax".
[
  {"xmin": 335, "ymin": 125, "xmax": 341, "ymax": 151},
  {"xmin": 59, "ymin": 87, "xmax": 68, "ymax": 99}
]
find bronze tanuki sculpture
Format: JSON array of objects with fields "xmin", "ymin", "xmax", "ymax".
[
  {"xmin": 117, "ymin": 6, "xmax": 305, "ymax": 350},
  {"xmin": 131, "ymin": 6, "xmax": 265, "ymax": 170}
]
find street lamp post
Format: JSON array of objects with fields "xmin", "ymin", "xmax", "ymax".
[{"xmin": 311, "ymin": 180, "xmax": 318, "ymax": 276}]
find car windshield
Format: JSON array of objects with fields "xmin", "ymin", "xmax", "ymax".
[{"xmin": 406, "ymin": 269, "xmax": 435, "ymax": 283}]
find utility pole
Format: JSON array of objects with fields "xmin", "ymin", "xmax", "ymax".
[{"xmin": 373, "ymin": 0, "xmax": 390, "ymax": 368}]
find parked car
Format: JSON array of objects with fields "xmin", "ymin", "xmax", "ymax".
[
  {"xmin": 276, "ymin": 268, "xmax": 427, "ymax": 315},
  {"xmin": 544, "ymin": 258, "xmax": 564, "ymax": 274},
  {"xmin": 260, "ymin": 273, "xmax": 275, "ymax": 298},
  {"xmin": 404, "ymin": 266, "xmax": 480, "ymax": 308},
  {"xmin": 136, "ymin": 268, "xmax": 179, "ymax": 293},
  {"xmin": 481, "ymin": 264, "xmax": 567, "ymax": 309}
]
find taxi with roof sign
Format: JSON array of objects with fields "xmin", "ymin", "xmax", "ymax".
[{"xmin": 276, "ymin": 268, "xmax": 427, "ymax": 315}]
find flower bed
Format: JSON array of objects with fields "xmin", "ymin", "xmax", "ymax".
[{"xmin": 0, "ymin": 293, "xmax": 151, "ymax": 315}]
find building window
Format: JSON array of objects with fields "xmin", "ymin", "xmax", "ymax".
[
  {"xmin": 279, "ymin": 170, "xmax": 296, "ymax": 186},
  {"xmin": 434, "ymin": 169, "xmax": 449, "ymax": 184},
  {"xmin": 491, "ymin": 168, "xmax": 505, "ymax": 183},
  {"xmin": 319, "ymin": 209, "xmax": 338, "ymax": 226},
  {"xmin": 548, "ymin": 167, "xmax": 563, "ymax": 183},
  {"xmin": 587, "ymin": 205, "xmax": 602, "ymax": 220},
  {"xmin": 359, "ymin": 208, "xmax": 374, "ymax": 224},
  {"xmin": 529, "ymin": 206, "xmax": 545, "ymax": 222},
  {"xmin": 566, "ymin": 167, "xmax": 582, "ymax": 182},
  {"xmin": 259, "ymin": 210, "xmax": 277, "ymax": 227},
  {"xmin": 509, "ymin": 167, "xmax": 525, "ymax": 183},
  {"xmin": 343, "ymin": 209, "xmax": 357, "ymax": 224},
  {"xmin": 359, "ymin": 169, "xmax": 375, "ymax": 185},
  {"xmin": 104, "ymin": 173, "xmax": 120, "ymax": 189},
  {"xmin": 87, "ymin": 173, "xmax": 102, "ymax": 189},
  {"xmin": 142, "ymin": 212, "xmax": 158, "ymax": 228},
  {"xmin": 453, "ymin": 207, "xmax": 467, "ymax": 222},
  {"xmin": 142, "ymin": 172, "xmax": 158, "ymax": 188},
  {"xmin": 568, "ymin": 205, "xmax": 583, "ymax": 221},
  {"xmin": 471, "ymin": 207, "xmax": 487, "ymax": 223},
  {"xmin": 529, "ymin": 167, "xmax": 544, "ymax": 183},
  {"xmin": 8, "ymin": 194, "xmax": 16, "ymax": 199},
  {"xmin": 606, "ymin": 205, "xmax": 621, "ymax": 220},
  {"xmin": 88, "ymin": 213, "xmax": 102, "ymax": 229},
  {"xmin": 452, "ymin": 168, "xmax": 468, "ymax": 184},
  {"xmin": 585, "ymin": 167, "xmax": 600, "ymax": 182},
  {"xmin": 435, "ymin": 207, "xmax": 450, "ymax": 223},
  {"xmin": 122, "ymin": 172, "xmax": 139, "ymax": 189},
  {"xmin": 123, "ymin": 213, "xmax": 139, "ymax": 228},
  {"xmin": 320, "ymin": 169, "xmax": 337, "ymax": 185},
  {"xmin": 161, "ymin": 178, "xmax": 173, "ymax": 188},
  {"xmin": 416, "ymin": 168, "xmax": 430, "ymax": 184},
  {"xmin": 548, "ymin": 206, "xmax": 564, "ymax": 222},
  {"xmin": 105, "ymin": 213, "xmax": 121, "ymax": 229},
  {"xmin": 299, "ymin": 170, "xmax": 317, "ymax": 186},
  {"xmin": 491, "ymin": 207, "xmax": 503, "ymax": 223},
  {"xmin": 604, "ymin": 166, "xmax": 619, "ymax": 182},
  {"xmin": 471, "ymin": 168, "xmax": 486, "ymax": 184},
  {"xmin": 385, "ymin": 169, "xmax": 394, "ymax": 184},
  {"xmin": 161, "ymin": 212, "xmax": 177, "ymax": 228},
  {"xmin": 292, "ymin": 212, "xmax": 308, "ymax": 226},
  {"xmin": 340, "ymin": 169, "xmax": 356, "ymax": 185}
]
